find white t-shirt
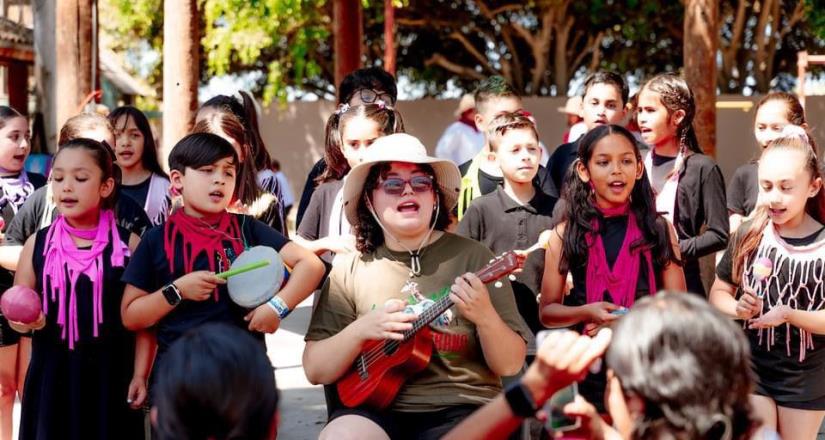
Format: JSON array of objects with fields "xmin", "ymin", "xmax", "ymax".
[{"xmin": 435, "ymin": 121, "xmax": 485, "ymax": 165}]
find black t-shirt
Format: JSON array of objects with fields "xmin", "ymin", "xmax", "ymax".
[
  {"xmin": 120, "ymin": 176, "xmax": 152, "ymax": 208},
  {"xmin": 296, "ymin": 158, "xmax": 328, "ymax": 228},
  {"xmin": 727, "ymin": 162, "xmax": 759, "ymax": 217},
  {"xmin": 457, "ymin": 187, "xmax": 557, "ymax": 333},
  {"xmin": 0, "ymin": 172, "xmax": 46, "ymax": 292},
  {"xmin": 121, "ymin": 214, "xmax": 289, "ymax": 362},
  {"xmin": 3, "ymin": 185, "xmax": 152, "ymax": 246},
  {"xmin": 457, "ymin": 160, "xmax": 558, "ymax": 199}
]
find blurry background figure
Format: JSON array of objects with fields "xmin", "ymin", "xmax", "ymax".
[
  {"xmin": 558, "ymin": 96, "xmax": 586, "ymax": 144},
  {"xmin": 435, "ymin": 94, "xmax": 485, "ymax": 165},
  {"xmin": 271, "ymin": 159, "xmax": 295, "ymax": 216}
]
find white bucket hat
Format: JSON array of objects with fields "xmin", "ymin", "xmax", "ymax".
[
  {"xmin": 343, "ymin": 133, "xmax": 461, "ymax": 225},
  {"xmin": 557, "ymin": 95, "xmax": 583, "ymax": 115}
]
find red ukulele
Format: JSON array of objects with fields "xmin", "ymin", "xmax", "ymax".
[{"xmin": 336, "ymin": 251, "xmax": 522, "ymax": 409}]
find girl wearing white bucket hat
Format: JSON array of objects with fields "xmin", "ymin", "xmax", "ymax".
[{"xmin": 304, "ymin": 133, "xmax": 531, "ymax": 439}]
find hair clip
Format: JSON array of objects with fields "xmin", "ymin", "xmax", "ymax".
[{"xmin": 335, "ymin": 103, "xmax": 350, "ymax": 116}]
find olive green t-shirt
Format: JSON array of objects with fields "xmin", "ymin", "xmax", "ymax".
[{"xmin": 305, "ymin": 232, "xmax": 532, "ymax": 412}]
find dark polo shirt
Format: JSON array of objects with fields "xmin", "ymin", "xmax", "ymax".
[{"xmin": 457, "ymin": 186, "xmax": 557, "ymax": 333}]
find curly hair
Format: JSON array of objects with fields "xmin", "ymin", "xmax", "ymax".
[
  {"xmin": 559, "ymin": 124, "xmax": 679, "ymax": 274},
  {"xmin": 353, "ymin": 162, "xmax": 451, "ymax": 253},
  {"xmin": 607, "ymin": 292, "xmax": 759, "ymax": 440}
]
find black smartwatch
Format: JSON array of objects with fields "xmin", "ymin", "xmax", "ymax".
[
  {"xmin": 162, "ymin": 283, "xmax": 182, "ymax": 306},
  {"xmin": 504, "ymin": 381, "xmax": 538, "ymax": 418}
]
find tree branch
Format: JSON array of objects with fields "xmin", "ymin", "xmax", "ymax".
[
  {"xmin": 449, "ymin": 31, "xmax": 497, "ymax": 74},
  {"xmin": 425, "ymin": 53, "xmax": 486, "ymax": 80}
]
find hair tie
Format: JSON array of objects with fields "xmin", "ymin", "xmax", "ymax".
[{"xmin": 335, "ymin": 103, "xmax": 350, "ymax": 116}]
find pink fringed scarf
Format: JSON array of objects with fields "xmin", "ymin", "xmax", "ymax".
[
  {"xmin": 41, "ymin": 210, "xmax": 129, "ymax": 349},
  {"xmin": 585, "ymin": 204, "xmax": 657, "ymax": 308},
  {"xmin": 163, "ymin": 210, "xmax": 244, "ymax": 299}
]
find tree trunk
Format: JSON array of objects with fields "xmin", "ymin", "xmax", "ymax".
[
  {"xmin": 55, "ymin": 0, "xmax": 94, "ymax": 132},
  {"xmin": 384, "ymin": 0, "xmax": 396, "ymax": 75},
  {"xmin": 334, "ymin": 0, "xmax": 363, "ymax": 94},
  {"xmin": 683, "ymin": 0, "xmax": 717, "ymax": 158},
  {"xmin": 161, "ymin": 0, "xmax": 199, "ymax": 170}
]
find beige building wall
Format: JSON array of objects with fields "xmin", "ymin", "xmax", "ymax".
[{"xmin": 259, "ymin": 95, "xmax": 825, "ymax": 205}]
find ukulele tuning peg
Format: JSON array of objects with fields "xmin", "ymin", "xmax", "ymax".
[
  {"xmin": 508, "ymin": 274, "xmax": 516, "ymax": 281},
  {"xmin": 494, "ymin": 281, "xmax": 503, "ymax": 288},
  {"xmin": 489, "ymin": 258, "xmax": 495, "ymax": 263}
]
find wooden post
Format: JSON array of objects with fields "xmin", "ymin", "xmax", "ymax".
[
  {"xmin": 333, "ymin": 0, "xmax": 363, "ymax": 94},
  {"xmin": 161, "ymin": 0, "xmax": 200, "ymax": 170},
  {"xmin": 384, "ymin": 0, "xmax": 396, "ymax": 75},
  {"xmin": 798, "ymin": 51, "xmax": 808, "ymax": 109},
  {"xmin": 683, "ymin": 0, "xmax": 718, "ymax": 157},
  {"xmin": 8, "ymin": 62, "xmax": 28, "ymax": 115},
  {"xmin": 33, "ymin": 0, "xmax": 57, "ymax": 151},
  {"xmin": 55, "ymin": 0, "xmax": 94, "ymax": 131}
]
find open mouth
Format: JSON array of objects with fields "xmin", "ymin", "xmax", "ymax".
[
  {"xmin": 118, "ymin": 151, "xmax": 134, "ymax": 160},
  {"xmin": 209, "ymin": 190, "xmax": 225, "ymax": 203},
  {"xmin": 768, "ymin": 207, "xmax": 786, "ymax": 217},
  {"xmin": 397, "ymin": 200, "xmax": 420, "ymax": 214},
  {"xmin": 608, "ymin": 181, "xmax": 627, "ymax": 193},
  {"xmin": 60, "ymin": 197, "xmax": 78, "ymax": 207}
]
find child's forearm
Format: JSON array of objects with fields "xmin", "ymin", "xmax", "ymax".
[
  {"xmin": 122, "ymin": 287, "xmax": 176, "ymax": 330},
  {"xmin": 133, "ymin": 329, "xmax": 157, "ymax": 379},
  {"xmin": 276, "ymin": 257, "xmax": 325, "ymax": 310},
  {"xmin": 787, "ymin": 309, "xmax": 825, "ymax": 335},
  {"xmin": 540, "ymin": 303, "xmax": 589, "ymax": 328}
]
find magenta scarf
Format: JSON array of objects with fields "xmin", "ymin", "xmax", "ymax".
[
  {"xmin": 42, "ymin": 210, "xmax": 129, "ymax": 349},
  {"xmin": 585, "ymin": 205, "xmax": 657, "ymax": 308}
]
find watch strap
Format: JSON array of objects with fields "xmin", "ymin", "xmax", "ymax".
[{"xmin": 504, "ymin": 381, "xmax": 538, "ymax": 418}]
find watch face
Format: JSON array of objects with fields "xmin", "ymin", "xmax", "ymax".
[{"xmin": 164, "ymin": 285, "xmax": 181, "ymax": 305}]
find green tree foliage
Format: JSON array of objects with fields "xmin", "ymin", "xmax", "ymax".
[{"xmin": 102, "ymin": 0, "xmax": 824, "ymax": 101}]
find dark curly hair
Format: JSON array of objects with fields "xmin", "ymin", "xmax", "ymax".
[
  {"xmin": 607, "ymin": 292, "xmax": 759, "ymax": 440},
  {"xmin": 354, "ymin": 162, "xmax": 451, "ymax": 253},
  {"xmin": 559, "ymin": 124, "xmax": 679, "ymax": 274}
]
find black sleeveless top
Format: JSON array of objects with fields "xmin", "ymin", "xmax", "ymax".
[{"xmin": 20, "ymin": 225, "xmax": 143, "ymax": 440}]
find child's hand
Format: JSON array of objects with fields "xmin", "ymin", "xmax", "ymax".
[
  {"xmin": 584, "ymin": 302, "xmax": 620, "ymax": 325},
  {"xmin": 127, "ymin": 376, "xmax": 147, "ymax": 409},
  {"xmin": 244, "ymin": 304, "xmax": 281, "ymax": 333},
  {"xmin": 749, "ymin": 304, "xmax": 790, "ymax": 330},
  {"xmin": 9, "ymin": 312, "xmax": 46, "ymax": 333},
  {"xmin": 736, "ymin": 287, "xmax": 763, "ymax": 320},
  {"xmin": 174, "ymin": 271, "xmax": 226, "ymax": 302}
]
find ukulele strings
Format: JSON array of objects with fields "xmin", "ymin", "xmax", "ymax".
[{"xmin": 355, "ymin": 261, "xmax": 502, "ymax": 370}]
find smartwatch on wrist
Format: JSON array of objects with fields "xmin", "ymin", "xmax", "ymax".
[
  {"xmin": 504, "ymin": 381, "xmax": 538, "ymax": 418},
  {"xmin": 162, "ymin": 283, "xmax": 182, "ymax": 306}
]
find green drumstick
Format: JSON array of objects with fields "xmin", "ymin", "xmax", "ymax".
[{"xmin": 216, "ymin": 260, "xmax": 271, "ymax": 279}]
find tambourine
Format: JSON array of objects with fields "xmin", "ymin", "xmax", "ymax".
[{"xmin": 219, "ymin": 246, "xmax": 286, "ymax": 308}]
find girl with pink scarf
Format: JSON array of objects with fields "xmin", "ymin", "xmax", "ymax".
[
  {"xmin": 10, "ymin": 139, "xmax": 145, "ymax": 440},
  {"xmin": 540, "ymin": 124, "xmax": 685, "ymax": 413}
]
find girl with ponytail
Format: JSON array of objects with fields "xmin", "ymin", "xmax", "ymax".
[
  {"xmin": 637, "ymin": 73, "xmax": 729, "ymax": 296},
  {"xmin": 540, "ymin": 124, "xmax": 684, "ymax": 412},
  {"xmin": 196, "ymin": 91, "xmax": 287, "ymax": 234},
  {"xmin": 711, "ymin": 126, "xmax": 825, "ymax": 439}
]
